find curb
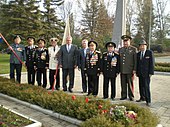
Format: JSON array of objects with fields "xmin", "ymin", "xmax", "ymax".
[
  {"xmin": 154, "ymin": 71, "xmax": 170, "ymax": 76},
  {"xmin": 0, "ymin": 93, "xmax": 82, "ymax": 126},
  {"xmin": 2, "ymin": 106, "xmax": 42, "ymax": 127}
]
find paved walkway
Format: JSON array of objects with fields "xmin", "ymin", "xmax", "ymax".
[{"xmin": 0, "ymin": 70, "xmax": 170, "ymax": 127}]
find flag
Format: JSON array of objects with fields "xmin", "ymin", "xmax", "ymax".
[
  {"xmin": 62, "ymin": 16, "xmax": 71, "ymax": 45},
  {"xmin": 0, "ymin": 37, "xmax": 3, "ymax": 43}
]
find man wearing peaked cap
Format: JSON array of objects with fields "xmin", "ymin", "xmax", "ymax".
[
  {"xmin": 33, "ymin": 38, "xmax": 49, "ymax": 88},
  {"xmin": 119, "ymin": 35, "xmax": 137, "ymax": 101},
  {"xmin": 25, "ymin": 36, "xmax": 37, "ymax": 85},
  {"xmin": 101, "ymin": 41, "xmax": 119, "ymax": 100},
  {"xmin": 85, "ymin": 40, "xmax": 101, "ymax": 96},
  {"xmin": 136, "ymin": 39, "xmax": 154, "ymax": 107},
  {"xmin": 7, "ymin": 34, "xmax": 26, "ymax": 83}
]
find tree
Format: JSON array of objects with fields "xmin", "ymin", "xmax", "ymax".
[
  {"xmin": 134, "ymin": 0, "xmax": 154, "ymax": 45},
  {"xmin": 40, "ymin": 0, "xmax": 64, "ymax": 44},
  {"xmin": 154, "ymin": 0, "xmax": 169, "ymax": 45},
  {"xmin": 0, "ymin": 0, "xmax": 43, "ymax": 43},
  {"xmin": 80, "ymin": 0, "xmax": 100, "ymax": 40}
]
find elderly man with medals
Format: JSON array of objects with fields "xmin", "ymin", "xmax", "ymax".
[
  {"xmin": 84, "ymin": 40, "xmax": 101, "ymax": 96},
  {"xmin": 101, "ymin": 42, "xmax": 120, "ymax": 100}
]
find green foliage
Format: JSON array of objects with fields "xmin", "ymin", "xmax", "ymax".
[
  {"xmin": 155, "ymin": 62, "xmax": 170, "ymax": 72},
  {"xmin": 0, "ymin": 77, "xmax": 159, "ymax": 126},
  {"xmin": 0, "ymin": 0, "xmax": 64, "ymax": 44},
  {"xmin": 0, "ymin": 105, "xmax": 33, "ymax": 127},
  {"xmin": 81, "ymin": 103, "xmax": 159, "ymax": 127}
]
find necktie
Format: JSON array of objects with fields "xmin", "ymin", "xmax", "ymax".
[
  {"xmin": 67, "ymin": 45, "xmax": 70, "ymax": 52},
  {"xmin": 141, "ymin": 52, "xmax": 144, "ymax": 60},
  {"xmin": 53, "ymin": 47, "xmax": 55, "ymax": 52},
  {"xmin": 84, "ymin": 49, "xmax": 86, "ymax": 56}
]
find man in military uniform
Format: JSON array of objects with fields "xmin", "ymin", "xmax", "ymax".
[
  {"xmin": 7, "ymin": 35, "xmax": 26, "ymax": 83},
  {"xmin": 136, "ymin": 40, "xmax": 154, "ymax": 106},
  {"xmin": 34, "ymin": 39, "xmax": 49, "ymax": 88},
  {"xmin": 101, "ymin": 42, "xmax": 119, "ymax": 100},
  {"xmin": 119, "ymin": 35, "xmax": 137, "ymax": 101},
  {"xmin": 48, "ymin": 37, "xmax": 60, "ymax": 90},
  {"xmin": 25, "ymin": 37, "xmax": 37, "ymax": 85},
  {"xmin": 84, "ymin": 40, "xmax": 101, "ymax": 96}
]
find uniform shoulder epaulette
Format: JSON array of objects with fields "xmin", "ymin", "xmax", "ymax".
[
  {"xmin": 96, "ymin": 50, "xmax": 101, "ymax": 53},
  {"xmin": 44, "ymin": 48, "xmax": 47, "ymax": 50},
  {"xmin": 103, "ymin": 52, "xmax": 107, "ymax": 54},
  {"xmin": 35, "ymin": 45, "xmax": 38, "ymax": 48}
]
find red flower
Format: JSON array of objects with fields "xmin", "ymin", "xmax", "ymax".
[
  {"xmin": 72, "ymin": 95, "xmax": 76, "ymax": 100},
  {"xmin": 85, "ymin": 98, "xmax": 89, "ymax": 103},
  {"xmin": 98, "ymin": 104, "xmax": 103, "ymax": 109},
  {"xmin": 101, "ymin": 109, "xmax": 108, "ymax": 114}
]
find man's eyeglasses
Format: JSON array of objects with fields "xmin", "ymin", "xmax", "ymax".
[{"xmin": 123, "ymin": 39, "xmax": 128, "ymax": 42}]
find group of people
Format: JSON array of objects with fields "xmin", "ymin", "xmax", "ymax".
[{"xmin": 7, "ymin": 34, "xmax": 154, "ymax": 106}]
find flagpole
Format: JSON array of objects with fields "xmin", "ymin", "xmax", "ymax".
[{"xmin": 0, "ymin": 33, "xmax": 24, "ymax": 65}]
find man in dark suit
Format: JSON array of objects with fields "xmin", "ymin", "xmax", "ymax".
[
  {"xmin": 84, "ymin": 41, "xmax": 101, "ymax": 96},
  {"xmin": 59, "ymin": 36, "xmax": 78, "ymax": 92},
  {"xmin": 119, "ymin": 35, "xmax": 137, "ymax": 101},
  {"xmin": 7, "ymin": 35, "xmax": 26, "ymax": 83},
  {"xmin": 136, "ymin": 40, "xmax": 154, "ymax": 106},
  {"xmin": 25, "ymin": 37, "xmax": 37, "ymax": 85},
  {"xmin": 78, "ymin": 39, "xmax": 89, "ymax": 93},
  {"xmin": 101, "ymin": 42, "xmax": 119, "ymax": 100}
]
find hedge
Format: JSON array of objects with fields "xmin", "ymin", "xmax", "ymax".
[{"xmin": 0, "ymin": 77, "xmax": 159, "ymax": 127}]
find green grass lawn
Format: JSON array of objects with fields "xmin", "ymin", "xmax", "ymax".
[{"xmin": 0, "ymin": 53, "xmax": 26, "ymax": 74}]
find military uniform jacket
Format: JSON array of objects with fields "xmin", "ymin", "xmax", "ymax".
[
  {"xmin": 7, "ymin": 43, "xmax": 26, "ymax": 64},
  {"xmin": 119, "ymin": 46, "xmax": 137, "ymax": 74},
  {"xmin": 84, "ymin": 50, "xmax": 101, "ymax": 75},
  {"xmin": 25, "ymin": 45, "xmax": 37, "ymax": 67},
  {"xmin": 101, "ymin": 52, "xmax": 120, "ymax": 77},
  {"xmin": 34, "ymin": 48, "xmax": 49, "ymax": 68},
  {"xmin": 136, "ymin": 50, "xmax": 154, "ymax": 77},
  {"xmin": 48, "ymin": 45, "xmax": 60, "ymax": 70}
]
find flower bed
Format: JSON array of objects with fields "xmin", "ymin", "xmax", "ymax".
[
  {"xmin": 0, "ymin": 105, "xmax": 33, "ymax": 127},
  {"xmin": 0, "ymin": 77, "xmax": 159, "ymax": 127}
]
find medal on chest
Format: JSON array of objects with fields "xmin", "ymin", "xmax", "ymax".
[{"xmin": 41, "ymin": 51, "xmax": 46, "ymax": 60}]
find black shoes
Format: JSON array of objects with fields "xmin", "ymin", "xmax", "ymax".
[
  {"xmin": 129, "ymin": 98, "xmax": 134, "ymax": 101},
  {"xmin": 68, "ymin": 88, "xmax": 73, "ymax": 93},
  {"xmin": 146, "ymin": 103, "xmax": 151, "ymax": 107},
  {"xmin": 120, "ymin": 97, "xmax": 127, "ymax": 100}
]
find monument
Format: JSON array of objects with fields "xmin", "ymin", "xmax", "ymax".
[{"xmin": 112, "ymin": 0, "xmax": 126, "ymax": 48}]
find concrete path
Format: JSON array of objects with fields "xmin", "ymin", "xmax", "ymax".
[{"xmin": 0, "ymin": 70, "xmax": 170, "ymax": 127}]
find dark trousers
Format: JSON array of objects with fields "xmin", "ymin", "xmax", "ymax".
[
  {"xmin": 120, "ymin": 74, "xmax": 134, "ymax": 99},
  {"xmin": 27, "ymin": 66, "xmax": 35, "ymax": 85},
  {"xmin": 10, "ymin": 63, "xmax": 22, "ymax": 83},
  {"xmin": 139, "ymin": 76, "xmax": 151, "ymax": 103},
  {"xmin": 103, "ymin": 76, "xmax": 116, "ymax": 99},
  {"xmin": 87, "ymin": 75, "xmax": 99, "ymax": 96},
  {"xmin": 36, "ymin": 68, "xmax": 47, "ymax": 88},
  {"xmin": 81, "ymin": 69, "xmax": 87, "ymax": 92},
  {"xmin": 49, "ymin": 69, "xmax": 60, "ymax": 89},
  {"xmin": 62, "ymin": 68, "xmax": 74, "ymax": 90}
]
